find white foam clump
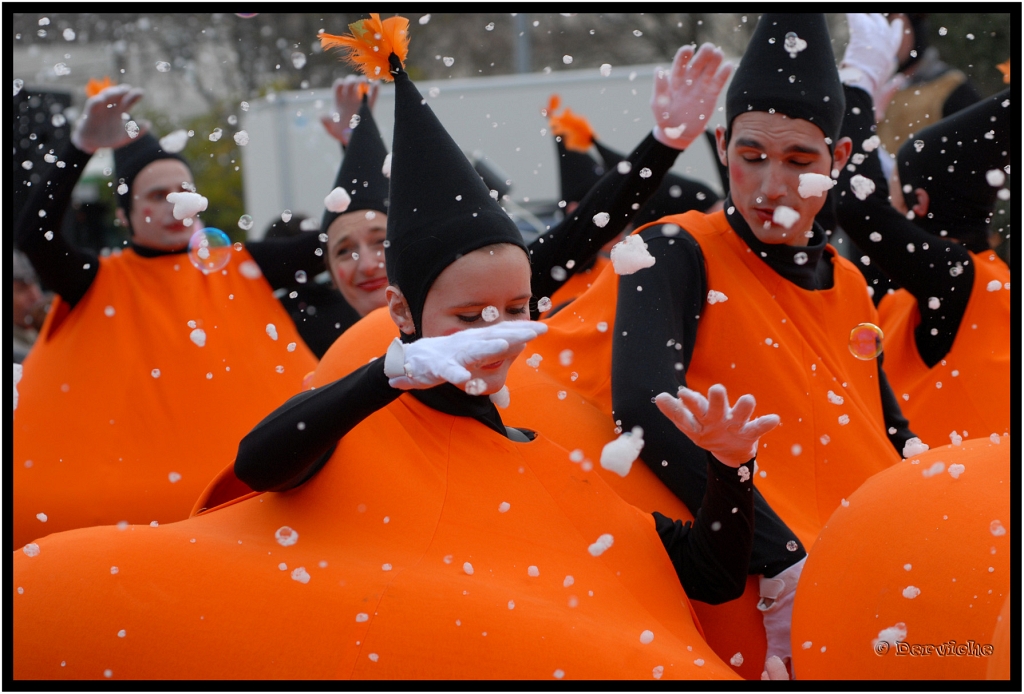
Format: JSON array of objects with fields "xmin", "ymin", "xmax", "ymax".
[
  {"xmin": 23, "ymin": 543, "xmax": 41, "ymax": 557},
  {"xmin": 772, "ymin": 206, "xmax": 800, "ymax": 229},
  {"xmin": 902, "ymin": 437, "xmax": 929, "ymax": 458},
  {"xmin": 873, "ymin": 622, "xmax": 907, "ymax": 647},
  {"xmin": 159, "ymin": 129, "xmax": 189, "ymax": 153},
  {"xmin": 14, "ymin": 363, "xmax": 22, "ymax": 411},
  {"xmin": 382, "ymin": 153, "xmax": 392, "ymax": 178},
  {"xmin": 610, "ymin": 235, "xmax": 656, "ymax": 275},
  {"xmin": 640, "ymin": 630, "xmax": 654, "ymax": 644},
  {"xmin": 850, "ymin": 174, "xmax": 876, "ymax": 201},
  {"xmin": 986, "ymin": 169, "xmax": 1006, "ymax": 187},
  {"xmin": 921, "ymin": 461, "xmax": 945, "ymax": 478},
  {"xmin": 798, "ymin": 173, "xmax": 836, "ymax": 198},
  {"xmin": 600, "ymin": 426, "xmax": 644, "ymax": 477},
  {"xmin": 324, "ymin": 187, "xmax": 351, "ymax": 213},
  {"xmin": 274, "ymin": 525, "xmax": 298, "ymax": 546},
  {"xmin": 463, "ymin": 562, "xmax": 474, "ymax": 575},
  {"xmin": 990, "ymin": 520, "xmax": 1006, "ymax": 537},
  {"xmin": 707, "ymin": 290, "xmax": 728, "ymax": 304},
  {"xmin": 902, "ymin": 586, "xmax": 920, "ymax": 599},
  {"xmin": 986, "ymin": 279, "xmax": 1002, "ymax": 292},
  {"xmin": 291, "ymin": 567, "xmax": 310, "ymax": 584},
  {"xmin": 239, "ymin": 260, "xmax": 262, "ymax": 279},
  {"xmin": 233, "ymin": 130, "xmax": 249, "ymax": 146},
  {"xmin": 525, "ymin": 353, "xmax": 543, "ymax": 368},
  {"xmin": 947, "ymin": 463, "xmax": 965, "ymax": 479},
  {"xmin": 588, "ymin": 533, "xmax": 614, "ymax": 556},
  {"xmin": 266, "ymin": 323, "xmax": 278, "ymax": 341},
  {"xmin": 730, "ymin": 653, "xmax": 744, "ymax": 667},
  {"xmin": 489, "ymin": 385, "xmax": 510, "ymax": 409},
  {"xmin": 166, "ymin": 191, "xmax": 208, "ymax": 220},
  {"xmin": 949, "ymin": 431, "xmax": 963, "ymax": 446},
  {"xmin": 862, "ymin": 135, "xmax": 881, "ymax": 152},
  {"xmin": 592, "ymin": 211, "xmax": 611, "ymax": 228},
  {"xmin": 189, "ymin": 328, "xmax": 206, "ymax": 347}
]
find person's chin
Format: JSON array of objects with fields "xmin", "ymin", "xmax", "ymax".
[{"xmin": 471, "ymin": 362, "xmax": 511, "ymax": 394}]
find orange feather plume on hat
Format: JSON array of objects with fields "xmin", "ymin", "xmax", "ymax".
[
  {"xmin": 997, "ymin": 59, "xmax": 1010, "ymax": 84},
  {"xmin": 319, "ymin": 14, "xmax": 410, "ymax": 82},
  {"xmin": 546, "ymin": 94, "xmax": 596, "ymax": 152},
  {"xmin": 85, "ymin": 76, "xmax": 114, "ymax": 98}
]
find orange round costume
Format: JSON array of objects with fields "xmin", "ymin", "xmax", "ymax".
[
  {"xmin": 14, "ymin": 345, "xmax": 738, "ymax": 681},
  {"xmin": 791, "ymin": 436, "xmax": 1011, "ymax": 679},
  {"xmin": 877, "ymin": 250, "xmax": 1010, "ymax": 446},
  {"xmin": 545, "ymin": 256, "xmax": 610, "ymax": 315},
  {"xmin": 13, "ymin": 247, "xmax": 317, "ymax": 549}
]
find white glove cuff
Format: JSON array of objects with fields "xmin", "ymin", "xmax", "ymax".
[
  {"xmin": 838, "ymin": 65, "xmax": 876, "ymax": 98},
  {"xmin": 383, "ymin": 338, "xmax": 408, "ymax": 379},
  {"xmin": 758, "ymin": 555, "xmax": 807, "ymax": 610},
  {"xmin": 651, "ymin": 126, "xmax": 693, "ymax": 151}
]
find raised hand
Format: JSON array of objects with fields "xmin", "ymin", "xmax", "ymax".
[
  {"xmin": 840, "ymin": 13, "xmax": 906, "ymax": 99},
  {"xmin": 383, "ymin": 321, "xmax": 548, "ymax": 390},
  {"xmin": 650, "ymin": 42, "xmax": 733, "ymax": 151},
  {"xmin": 70, "ymin": 84, "xmax": 146, "ymax": 154},
  {"xmin": 320, "ymin": 75, "xmax": 381, "ymax": 146},
  {"xmin": 654, "ymin": 384, "xmax": 780, "ymax": 467}
]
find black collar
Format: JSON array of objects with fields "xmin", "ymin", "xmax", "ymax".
[
  {"xmin": 129, "ymin": 241, "xmax": 190, "ymax": 258},
  {"xmin": 410, "ymin": 383, "xmax": 507, "ymax": 438},
  {"xmin": 725, "ymin": 196, "xmax": 834, "ymax": 291}
]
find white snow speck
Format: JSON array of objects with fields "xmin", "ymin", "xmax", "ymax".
[
  {"xmin": 266, "ymin": 324, "xmax": 278, "ymax": 340},
  {"xmin": 189, "ymin": 328, "xmax": 206, "ymax": 347},
  {"xmin": 827, "ymin": 390, "xmax": 844, "ymax": 405},
  {"xmin": 536, "ymin": 297, "xmax": 552, "ymax": 312},
  {"xmin": 166, "ymin": 192, "xmax": 208, "ymax": 220},
  {"xmin": 600, "ymin": 63, "xmax": 612, "ymax": 77},
  {"xmin": 117, "ymin": 183, "xmax": 128, "ymax": 195},
  {"xmin": 381, "ymin": 153, "xmax": 392, "ymax": 178},
  {"xmin": 949, "ymin": 431, "xmax": 963, "ymax": 446},
  {"xmin": 596, "ymin": 321, "xmax": 608, "ymax": 332},
  {"xmin": 13, "ymin": 364, "xmax": 22, "ymax": 411},
  {"xmin": 489, "ymin": 386, "xmax": 510, "ymax": 409},
  {"xmin": 525, "ymin": 353, "xmax": 543, "ymax": 368},
  {"xmin": 640, "ymin": 630, "xmax": 654, "ymax": 644},
  {"xmin": 707, "ymin": 289, "xmax": 728, "ymax": 304},
  {"xmin": 694, "ymin": 658, "xmax": 705, "ymax": 667},
  {"xmin": 168, "ymin": 472, "xmax": 182, "ymax": 483},
  {"xmin": 902, "ymin": 437, "xmax": 929, "ymax": 458},
  {"xmin": 772, "ymin": 206, "xmax": 800, "ymax": 229},
  {"xmin": 324, "ymin": 187, "xmax": 351, "ymax": 213},
  {"xmin": 841, "ymin": 498, "xmax": 850, "ymax": 507},
  {"xmin": 738, "ymin": 466, "xmax": 751, "ymax": 482},
  {"xmin": 850, "ymin": 175, "xmax": 876, "ymax": 201},
  {"xmin": 36, "ymin": 512, "xmax": 47, "ymax": 522},
  {"xmin": 368, "ymin": 653, "xmax": 379, "ymax": 662},
  {"xmin": 592, "ymin": 212, "xmax": 611, "ymax": 228},
  {"xmin": 239, "ymin": 260, "xmax": 262, "ymax": 279},
  {"xmin": 550, "ymin": 265, "xmax": 567, "ymax": 281},
  {"xmin": 862, "ymin": 136, "xmax": 881, "ymax": 152},
  {"xmin": 617, "ymin": 161, "xmax": 632, "ymax": 174},
  {"xmin": 798, "ymin": 173, "xmax": 835, "ymax": 198},
  {"xmin": 791, "ymin": 444, "xmax": 803, "ymax": 456},
  {"xmin": 928, "ymin": 297, "xmax": 941, "ymax": 310},
  {"xmin": 903, "ymin": 563, "xmax": 912, "ymax": 571},
  {"xmin": 104, "ymin": 669, "xmax": 113, "ymax": 678},
  {"xmin": 481, "ymin": 305, "xmax": 500, "ymax": 322},
  {"xmin": 989, "ymin": 433, "xmax": 1002, "ymax": 444},
  {"xmin": 553, "ymin": 669, "xmax": 565, "ymax": 679},
  {"xmin": 23, "ymin": 543, "xmax": 40, "ymax": 557},
  {"xmin": 652, "ymin": 665, "xmax": 664, "ymax": 679},
  {"xmin": 563, "ymin": 575, "xmax": 574, "ymax": 587},
  {"xmin": 986, "ymin": 169, "xmax": 1006, "ymax": 187},
  {"xmin": 208, "ymin": 127, "xmax": 222, "ymax": 141},
  {"xmin": 287, "ymin": 342, "xmax": 297, "ymax": 352},
  {"xmin": 508, "ymin": 599, "xmax": 516, "ymax": 609},
  {"xmin": 498, "ymin": 502, "xmax": 511, "ymax": 513},
  {"xmin": 275, "ymin": 526, "xmax": 298, "ymax": 547},
  {"xmin": 869, "ymin": 231, "xmax": 882, "ymax": 242},
  {"xmin": 639, "ymin": 167, "xmax": 653, "ymax": 179},
  {"xmin": 528, "ymin": 565, "xmax": 540, "ymax": 577},
  {"xmin": 419, "ymin": 14, "xmax": 431, "ymax": 25},
  {"xmin": 563, "ymin": 55, "xmax": 573, "ymax": 65},
  {"xmin": 233, "ymin": 130, "xmax": 249, "ymax": 146},
  {"xmin": 730, "ymin": 652, "xmax": 744, "ymax": 666},
  {"xmin": 610, "ymin": 235, "xmax": 656, "ymax": 275},
  {"xmin": 124, "ymin": 121, "xmax": 140, "ymax": 139},
  {"xmin": 588, "ymin": 533, "xmax": 614, "ymax": 556},
  {"xmin": 873, "ymin": 623, "xmax": 907, "ymax": 648},
  {"xmin": 118, "ymin": 629, "xmax": 126, "ymax": 638},
  {"xmin": 559, "ymin": 349, "xmax": 574, "ymax": 366},
  {"xmin": 902, "ymin": 586, "xmax": 920, "ymax": 599},
  {"xmin": 802, "ymin": 641, "xmax": 812, "ymax": 649},
  {"xmin": 464, "ymin": 378, "xmax": 487, "ymax": 396},
  {"xmin": 838, "ymin": 414, "xmax": 850, "ymax": 426},
  {"xmin": 355, "ymin": 612, "xmax": 369, "ymax": 622},
  {"xmin": 986, "ymin": 279, "xmax": 1002, "ymax": 292},
  {"xmin": 921, "ymin": 461, "xmax": 945, "ymax": 478},
  {"xmin": 463, "ymin": 562, "xmax": 474, "ymax": 575},
  {"xmin": 989, "ymin": 520, "xmax": 1006, "ymax": 537},
  {"xmin": 947, "ymin": 463, "xmax": 965, "ymax": 479},
  {"xmin": 783, "ymin": 31, "xmax": 807, "ymax": 57},
  {"xmin": 159, "ymin": 129, "xmax": 189, "ymax": 153},
  {"xmin": 291, "ymin": 567, "xmax": 311, "ymax": 584},
  {"xmin": 382, "ymin": 563, "xmax": 392, "ymax": 571},
  {"xmin": 600, "ymin": 426, "xmax": 644, "ymax": 476}
]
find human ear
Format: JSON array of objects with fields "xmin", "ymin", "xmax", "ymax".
[
  {"xmin": 715, "ymin": 125, "xmax": 729, "ymax": 167},
  {"xmin": 911, "ymin": 187, "xmax": 929, "ymax": 217},
  {"xmin": 386, "ymin": 286, "xmax": 415, "ymax": 335},
  {"xmin": 832, "ymin": 137, "xmax": 853, "ymax": 171},
  {"xmin": 115, "ymin": 207, "xmax": 132, "ymax": 234}
]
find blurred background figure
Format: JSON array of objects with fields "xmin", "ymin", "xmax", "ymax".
[{"xmin": 13, "ymin": 250, "xmax": 51, "ymax": 364}]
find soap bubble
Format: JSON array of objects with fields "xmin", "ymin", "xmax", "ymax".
[
  {"xmin": 188, "ymin": 228, "xmax": 232, "ymax": 274},
  {"xmin": 238, "ymin": 214, "xmax": 254, "ymax": 231},
  {"xmin": 848, "ymin": 322, "xmax": 883, "ymax": 360}
]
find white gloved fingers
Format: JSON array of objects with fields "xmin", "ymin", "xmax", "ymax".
[
  {"xmin": 741, "ymin": 413, "xmax": 782, "ymax": 439},
  {"xmin": 459, "ymin": 338, "xmax": 513, "ymax": 364},
  {"xmin": 119, "ymin": 87, "xmax": 145, "ymax": 114},
  {"xmin": 677, "ymin": 387, "xmax": 709, "ymax": 418},
  {"xmin": 704, "ymin": 384, "xmax": 729, "ymax": 424},
  {"xmin": 728, "ymin": 393, "xmax": 757, "ymax": 424},
  {"xmin": 438, "ymin": 362, "xmax": 473, "ymax": 385},
  {"xmin": 888, "ymin": 17, "xmax": 905, "ymax": 50},
  {"xmin": 476, "ymin": 320, "xmax": 548, "ymax": 343},
  {"xmin": 655, "ymin": 393, "xmax": 700, "ymax": 436}
]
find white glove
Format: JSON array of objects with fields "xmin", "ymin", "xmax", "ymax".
[
  {"xmin": 70, "ymin": 84, "xmax": 146, "ymax": 154},
  {"xmin": 320, "ymin": 75, "xmax": 380, "ymax": 147},
  {"xmin": 651, "ymin": 42, "xmax": 733, "ymax": 151},
  {"xmin": 872, "ymin": 72, "xmax": 909, "ymax": 123},
  {"xmin": 758, "ymin": 555, "xmax": 807, "ymax": 680},
  {"xmin": 383, "ymin": 321, "xmax": 548, "ymax": 390},
  {"xmin": 654, "ymin": 384, "xmax": 780, "ymax": 467},
  {"xmin": 840, "ymin": 13, "xmax": 905, "ymax": 98}
]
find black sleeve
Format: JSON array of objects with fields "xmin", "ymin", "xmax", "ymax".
[
  {"xmin": 234, "ymin": 357, "xmax": 400, "ymax": 492},
  {"xmin": 654, "ymin": 455, "xmax": 754, "ymax": 604},
  {"xmin": 878, "ymin": 352, "xmax": 916, "ymax": 452},
  {"xmin": 612, "ymin": 225, "xmax": 806, "ymax": 578},
  {"xmin": 943, "ymin": 80, "xmax": 983, "ymax": 118},
  {"xmin": 14, "ymin": 141, "xmax": 99, "ymax": 308},
  {"xmin": 835, "ymin": 85, "xmax": 973, "ymax": 367},
  {"xmin": 246, "ymin": 232, "xmax": 328, "ymax": 291},
  {"xmin": 528, "ymin": 132, "xmax": 681, "ymax": 302}
]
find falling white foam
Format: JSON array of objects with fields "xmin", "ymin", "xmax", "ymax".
[
  {"xmin": 610, "ymin": 235, "xmax": 656, "ymax": 275},
  {"xmin": 588, "ymin": 533, "xmax": 614, "ymax": 556},
  {"xmin": 166, "ymin": 192, "xmax": 208, "ymax": 220},
  {"xmin": 798, "ymin": 173, "xmax": 836, "ymax": 198},
  {"xmin": 772, "ymin": 206, "xmax": 800, "ymax": 229},
  {"xmin": 600, "ymin": 426, "xmax": 644, "ymax": 477},
  {"xmin": 324, "ymin": 187, "xmax": 351, "ymax": 213}
]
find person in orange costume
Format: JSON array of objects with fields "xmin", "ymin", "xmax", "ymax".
[
  {"xmin": 13, "ymin": 15, "xmax": 782, "ymax": 681},
  {"xmin": 513, "ymin": 14, "xmax": 932, "ymax": 677},
  {"xmin": 833, "ymin": 21, "xmax": 1011, "ymax": 447},
  {"xmin": 791, "ymin": 435, "xmax": 1010, "ymax": 679},
  {"xmin": 12, "ymin": 84, "xmax": 319, "ymax": 549}
]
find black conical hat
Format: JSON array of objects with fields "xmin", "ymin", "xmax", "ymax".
[
  {"xmin": 386, "ymin": 54, "xmax": 528, "ymax": 331},
  {"xmin": 555, "ymin": 137, "xmax": 606, "ymax": 206},
  {"xmin": 593, "ymin": 138, "xmax": 626, "ymax": 169},
  {"xmin": 896, "ymin": 88, "xmax": 1011, "ymax": 246},
  {"xmin": 726, "ymin": 13, "xmax": 845, "ymax": 141},
  {"xmin": 113, "ymin": 132, "xmax": 188, "ymax": 213},
  {"xmin": 322, "ymin": 96, "xmax": 390, "ymax": 233}
]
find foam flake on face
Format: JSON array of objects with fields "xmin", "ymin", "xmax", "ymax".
[
  {"xmin": 324, "ymin": 187, "xmax": 351, "ymax": 213},
  {"xmin": 798, "ymin": 173, "xmax": 835, "ymax": 198},
  {"xmin": 902, "ymin": 437, "xmax": 929, "ymax": 458},
  {"xmin": 166, "ymin": 191, "xmax": 209, "ymax": 220},
  {"xmin": 611, "ymin": 235, "xmax": 656, "ymax": 275},
  {"xmin": 536, "ymin": 297, "xmax": 552, "ymax": 313},
  {"xmin": 274, "ymin": 526, "xmax": 298, "ymax": 547},
  {"xmin": 464, "ymin": 378, "xmax": 487, "ymax": 396},
  {"xmin": 639, "ymin": 630, "xmax": 654, "ymax": 644},
  {"xmin": 772, "ymin": 206, "xmax": 800, "ymax": 228},
  {"xmin": 489, "ymin": 386, "xmax": 510, "ymax": 409},
  {"xmin": 600, "ymin": 426, "xmax": 644, "ymax": 476},
  {"xmin": 588, "ymin": 533, "xmax": 614, "ymax": 556},
  {"xmin": 481, "ymin": 305, "xmax": 499, "ymax": 322}
]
